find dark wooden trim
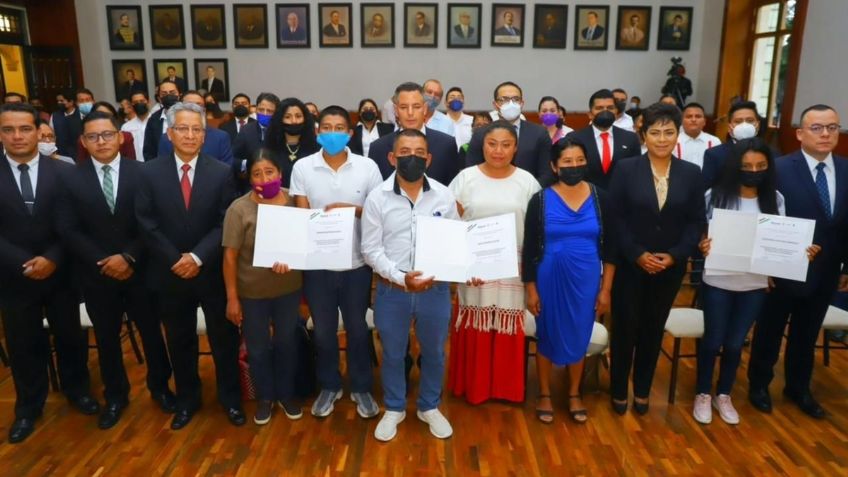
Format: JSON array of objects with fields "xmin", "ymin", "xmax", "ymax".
[{"xmin": 777, "ymin": 0, "xmax": 808, "ymax": 154}]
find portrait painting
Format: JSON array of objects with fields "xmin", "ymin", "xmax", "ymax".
[
  {"xmin": 404, "ymin": 3, "xmax": 438, "ymax": 48},
  {"xmin": 276, "ymin": 4, "xmax": 310, "ymax": 48},
  {"xmin": 112, "ymin": 60, "xmax": 148, "ymax": 102},
  {"xmin": 149, "ymin": 5, "xmax": 186, "ymax": 49},
  {"xmin": 107, "ymin": 6, "xmax": 143, "ymax": 50},
  {"xmin": 658, "ymin": 7, "xmax": 693, "ymax": 50},
  {"xmin": 319, "ymin": 3, "xmax": 352, "ymax": 47},
  {"xmin": 447, "ymin": 3, "xmax": 481, "ymax": 49},
  {"xmin": 616, "ymin": 6, "xmax": 651, "ymax": 51},
  {"xmin": 153, "ymin": 59, "xmax": 188, "ymax": 94},
  {"xmin": 194, "ymin": 59, "xmax": 229, "ymax": 103},
  {"xmin": 574, "ymin": 5, "xmax": 609, "ymax": 50},
  {"xmin": 533, "ymin": 4, "xmax": 567, "ymax": 49},
  {"xmin": 191, "ymin": 5, "xmax": 227, "ymax": 49},
  {"xmin": 491, "ymin": 4, "xmax": 524, "ymax": 47},
  {"xmin": 234, "ymin": 4, "xmax": 268, "ymax": 48},
  {"xmin": 361, "ymin": 3, "xmax": 395, "ymax": 47}
]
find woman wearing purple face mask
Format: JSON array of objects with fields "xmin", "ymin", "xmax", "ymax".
[
  {"xmin": 222, "ymin": 149, "xmax": 304, "ymax": 426},
  {"xmin": 538, "ymin": 96, "xmax": 574, "ymax": 143}
]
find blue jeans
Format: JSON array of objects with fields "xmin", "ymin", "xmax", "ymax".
[
  {"xmin": 374, "ymin": 281, "xmax": 451, "ymax": 412},
  {"xmin": 241, "ymin": 291, "xmax": 301, "ymax": 401},
  {"xmin": 697, "ymin": 284, "xmax": 766, "ymax": 395},
  {"xmin": 303, "ymin": 266, "xmax": 373, "ymax": 393}
]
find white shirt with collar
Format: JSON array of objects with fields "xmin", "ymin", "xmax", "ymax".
[
  {"xmin": 175, "ymin": 155, "xmax": 199, "ymax": 184},
  {"xmin": 613, "ymin": 113, "xmax": 634, "ymax": 132},
  {"xmin": 121, "ymin": 116, "xmax": 149, "ymax": 162},
  {"xmin": 357, "ymin": 122, "xmax": 382, "ymax": 158},
  {"xmin": 450, "ymin": 113, "xmax": 474, "ymax": 148},
  {"xmin": 592, "ymin": 125, "xmax": 615, "ymax": 157},
  {"xmin": 290, "ymin": 148, "xmax": 384, "ymax": 269},
  {"xmin": 361, "ymin": 173, "xmax": 459, "ymax": 286},
  {"xmin": 92, "ymin": 153, "xmax": 121, "ymax": 201},
  {"xmin": 426, "ymin": 110, "xmax": 456, "ymax": 137},
  {"xmin": 802, "ymin": 149, "xmax": 836, "ymax": 212},
  {"xmin": 676, "ymin": 130, "xmax": 721, "ymax": 169},
  {"xmin": 6, "ymin": 153, "xmax": 39, "ymax": 195}
]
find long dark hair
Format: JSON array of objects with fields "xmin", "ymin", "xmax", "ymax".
[
  {"xmin": 264, "ymin": 97, "xmax": 318, "ymax": 153},
  {"xmin": 711, "ymin": 137, "xmax": 778, "ymax": 214}
]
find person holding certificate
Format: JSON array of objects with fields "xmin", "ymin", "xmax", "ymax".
[
  {"xmin": 289, "ymin": 106, "xmax": 383, "ymax": 420},
  {"xmin": 522, "ymin": 138, "xmax": 616, "ymax": 424},
  {"xmin": 447, "ymin": 121, "xmax": 541, "ymax": 405},
  {"xmin": 608, "ymin": 103, "xmax": 705, "ymax": 416}
]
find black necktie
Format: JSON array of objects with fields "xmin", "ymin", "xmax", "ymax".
[{"xmin": 18, "ymin": 163, "xmax": 35, "ymax": 214}]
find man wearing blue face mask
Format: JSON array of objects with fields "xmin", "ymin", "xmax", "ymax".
[
  {"xmin": 52, "ymin": 88, "xmax": 92, "ymax": 158},
  {"xmin": 423, "ymin": 79, "xmax": 456, "ymax": 139},
  {"xmin": 445, "ymin": 87, "xmax": 473, "ymax": 148},
  {"xmin": 289, "ymin": 106, "xmax": 384, "ymax": 420},
  {"xmin": 233, "ymin": 92, "xmax": 280, "ymax": 192}
]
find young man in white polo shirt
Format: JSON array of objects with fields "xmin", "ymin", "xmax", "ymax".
[
  {"xmin": 676, "ymin": 102, "xmax": 721, "ymax": 169},
  {"xmin": 289, "ymin": 106, "xmax": 384, "ymax": 419}
]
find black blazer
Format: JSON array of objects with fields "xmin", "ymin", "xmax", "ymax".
[
  {"xmin": 52, "ymin": 110, "xmax": 83, "ymax": 158},
  {"xmin": 608, "ymin": 155, "xmax": 705, "ymax": 267},
  {"xmin": 566, "ymin": 125, "xmax": 641, "ymax": 189},
  {"xmin": 142, "ymin": 109, "xmax": 166, "ymax": 162},
  {"xmin": 350, "ymin": 122, "xmax": 394, "ymax": 156},
  {"xmin": 231, "ymin": 121, "xmax": 266, "ymax": 192},
  {"xmin": 368, "ymin": 128, "xmax": 460, "ymax": 186},
  {"xmin": 466, "ymin": 120, "xmax": 554, "ymax": 184},
  {"xmin": 219, "ymin": 117, "xmax": 256, "ymax": 144},
  {"xmin": 0, "ymin": 155, "xmax": 71, "ymax": 304},
  {"xmin": 135, "ymin": 153, "xmax": 236, "ymax": 293}
]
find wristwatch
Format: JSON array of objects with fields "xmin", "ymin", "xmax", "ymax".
[{"xmin": 121, "ymin": 253, "xmax": 137, "ymax": 266}]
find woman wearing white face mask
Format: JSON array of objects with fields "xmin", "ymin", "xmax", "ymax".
[
  {"xmin": 37, "ymin": 120, "xmax": 74, "ymax": 164},
  {"xmin": 702, "ymin": 101, "xmax": 763, "ymax": 190}
]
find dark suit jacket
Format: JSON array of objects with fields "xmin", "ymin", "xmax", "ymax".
[
  {"xmin": 322, "ymin": 23, "xmax": 346, "ymax": 37},
  {"xmin": 453, "ymin": 24, "xmax": 475, "ymax": 39},
  {"xmin": 200, "ymin": 78, "xmax": 225, "ymax": 102},
  {"xmin": 466, "ymin": 120, "xmax": 554, "ymax": 184},
  {"xmin": 368, "ymin": 128, "xmax": 460, "ymax": 186},
  {"xmin": 135, "ymin": 153, "xmax": 235, "ymax": 293},
  {"xmin": 0, "ymin": 155, "xmax": 71, "ymax": 304},
  {"xmin": 157, "ymin": 126, "xmax": 234, "ymax": 167},
  {"xmin": 608, "ymin": 155, "xmax": 705, "ymax": 267},
  {"xmin": 118, "ymin": 80, "xmax": 146, "ymax": 101},
  {"xmin": 143, "ymin": 108, "xmax": 166, "ymax": 162},
  {"xmin": 414, "ymin": 24, "xmax": 432, "ymax": 36},
  {"xmin": 702, "ymin": 140, "xmax": 782, "ymax": 191},
  {"xmin": 566, "ymin": 125, "xmax": 641, "ymax": 189},
  {"xmin": 581, "ymin": 25, "xmax": 605, "ymax": 40},
  {"xmin": 350, "ymin": 122, "xmax": 394, "ymax": 156},
  {"xmin": 77, "ymin": 131, "xmax": 137, "ymax": 162},
  {"xmin": 494, "ymin": 26, "xmax": 520, "ymax": 36},
  {"xmin": 219, "ymin": 117, "xmax": 256, "ymax": 143},
  {"xmin": 52, "ymin": 109, "xmax": 83, "ymax": 157},
  {"xmin": 281, "ymin": 26, "xmax": 306, "ymax": 42}
]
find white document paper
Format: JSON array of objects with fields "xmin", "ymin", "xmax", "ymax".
[
  {"xmin": 704, "ymin": 208, "xmax": 759, "ymax": 274},
  {"xmin": 414, "ymin": 213, "xmax": 519, "ymax": 283},
  {"xmin": 253, "ymin": 205, "xmax": 355, "ymax": 270},
  {"xmin": 749, "ymin": 214, "xmax": 815, "ymax": 281}
]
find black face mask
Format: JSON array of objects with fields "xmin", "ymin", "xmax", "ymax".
[
  {"xmin": 396, "ymin": 155, "xmax": 427, "ymax": 182},
  {"xmin": 740, "ymin": 170, "xmax": 767, "ymax": 187},
  {"xmin": 233, "ymin": 105, "xmax": 249, "ymax": 118},
  {"xmin": 55, "ymin": 104, "xmax": 66, "ymax": 113},
  {"xmin": 615, "ymin": 100, "xmax": 626, "ymax": 114},
  {"xmin": 360, "ymin": 110, "xmax": 377, "ymax": 122},
  {"xmin": 132, "ymin": 102, "xmax": 149, "ymax": 116},
  {"xmin": 558, "ymin": 165, "xmax": 588, "ymax": 186},
  {"xmin": 206, "ymin": 102, "xmax": 221, "ymax": 112},
  {"xmin": 282, "ymin": 122, "xmax": 306, "ymax": 136},
  {"xmin": 161, "ymin": 94, "xmax": 179, "ymax": 109},
  {"xmin": 593, "ymin": 110, "xmax": 615, "ymax": 129}
]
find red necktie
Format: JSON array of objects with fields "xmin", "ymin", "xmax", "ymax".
[
  {"xmin": 238, "ymin": 119, "xmax": 245, "ymax": 130},
  {"xmin": 600, "ymin": 132, "xmax": 612, "ymax": 173},
  {"xmin": 180, "ymin": 163, "xmax": 192, "ymax": 209}
]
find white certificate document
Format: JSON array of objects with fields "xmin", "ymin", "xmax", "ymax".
[
  {"xmin": 253, "ymin": 205, "xmax": 355, "ymax": 270},
  {"xmin": 704, "ymin": 208, "xmax": 759, "ymax": 274},
  {"xmin": 749, "ymin": 214, "xmax": 815, "ymax": 281},
  {"xmin": 414, "ymin": 213, "xmax": 519, "ymax": 283}
]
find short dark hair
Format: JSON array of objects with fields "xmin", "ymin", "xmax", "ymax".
[
  {"xmin": 167, "ymin": 66, "xmax": 176, "ymax": 71},
  {"xmin": 799, "ymin": 104, "xmax": 837, "ymax": 124},
  {"xmin": 76, "ymin": 88, "xmax": 95, "ymax": 99},
  {"xmin": 631, "ymin": 95, "xmax": 641, "ymax": 102},
  {"xmin": 0, "ymin": 102, "xmax": 38, "ymax": 124},
  {"xmin": 231, "ymin": 93, "xmax": 251, "ymax": 104},
  {"xmin": 82, "ymin": 110, "xmax": 121, "ymax": 131},
  {"xmin": 538, "ymin": 95, "xmax": 560, "ymax": 111},
  {"xmin": 130, "ymin": 91, "xmax": 149, "ymax": 101},
  {"xmin": 682, "ymin": 102, "xmax": 705, "ymax": 114},
  {"xmin": 159, "ymin": 80, "xmax": 180, "ymax": 94},
  {"xmin": 472, "ymin": 112, "xmax": 493, "ymax": 126},
  {"xmin": 551, "ymin": 138, "xmax": 588, "ymax": 165},
  {"xmin": 611, "ymin": 88, "xmax": 627, "ymax": 96},
  {"xmin": 318, "ymin": 105, "xmax": 351, "ymax": 128},
  {"xmin": 305, "ymin": 101, "xmax": 318, "ymax": 111},
  {"xmin": 358, "ymin": 98, "xmax": 378, "ymax": 112},
  {"xmin": 247, "ymin": 148, "xmax": 283, "ymax": 177},
  {"xmin": 3, "ymin": 92, "xmax": 26, "ymax": 102},
  {"xmin": 641, "ymin": 103, "xmax": 682, "ymax": 134},
  {"xmin": 588, "ymin": 89, "xmax": 615, "ymax": 109},
  {"xmin": 394, "ymin": 82, "xmax": 424, "ymax": 101},
  {"xmin": 446, "ymin": 86, "xmax": 463, "ymax": 97},
  {"xmin": 393, "ymin": 128, "xmax": 428, "ymax": 152},
  {"xmin": 92, "ymin": 101, "xmax": 119, "ymax": 117},
  {"xmin": 728, "ymin": 100, "xmax": 759, "ymax": 121},
  {"xmin": 493, "ymin": 81, "xmax": 522, "ymax": 101},
  {"xmin": 181, "ymin": 90, "xmax": 204, "ymax": 101},
  {"xmin": 256, "ymin": 92, "xmax": 280, "ymax": 107}
]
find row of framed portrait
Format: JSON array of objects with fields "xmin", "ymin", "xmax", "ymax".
[
  {"xmin": 107, "ymin": 4, "xmax": 693, "ymax": 51},
  {"xmin": 111, "ymin": 58, "xmax": 231, "ymax": 103}
]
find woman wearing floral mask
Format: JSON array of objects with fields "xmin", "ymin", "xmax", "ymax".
[{"xmin": 538, "ymin": 96, "xmax": 573, "ymax": 143}]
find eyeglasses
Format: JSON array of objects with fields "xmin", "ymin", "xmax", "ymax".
[
  {"xmin": 805, "ymin": 124, "xmax": 841, "ymax": 135},
  {"xmin": 82, "ymin": 131, "xmax": 119, "ymax": 142},
  {"xmin": 172, "ymin": 125, "xmax": 205, "ymax": 136},
  {"xmin": 496, "ymin": 96, "xmax": 522, "ymax": 105}
]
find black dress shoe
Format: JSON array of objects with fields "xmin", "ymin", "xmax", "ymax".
[
  {"xmin": 68, "ymin": 394, "xmax": 101, "ymax": 415},
  {"xmin": 8, "ymin": 417, "xmax": 37, "ymax": 444},
  {"xmin": 152, "ymin": 390, "xmax": 177, "ymax": 414},
  {"xmin": 170, "ymin": 409, "xmax": 195, "ymax": 430},
  {"xmin": 611, "ymin": 399, "xmax": 628, "ymax": 416},
  {"xmin": 226, "ymin": 407, "xmax": 246, "ymax": 426},
  {"xmin": 633, "ymin": 400, "xmax": 650, "ymax": 416},
  {"xmin": 749, "ymin": 388, "xmax": 772, "ymax": 413},
  {"xmin": 783, "ymin": 390, "xmax": 826, "ymax": 419},
  {"xmin": 98, "ymin": 403, "xmax": 126, "ymax": 430}
]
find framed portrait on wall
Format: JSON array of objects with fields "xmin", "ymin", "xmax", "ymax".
[
  {"xmin": 152, "ymin": 59, "xmax": 188, "ymax": 93},
  {"xmin": 533, "ymin": 4, "xmax": 567, "ymax": 49},
  {"xmin": 491, "ymin": 4, "xmax": 524, "ymax": 47},
  {"xmin": 361, "ymin": 3, "xmax": 395, "ymax": 48},
  {"xmin": 149, "ymin": 5, "xmax": 186, "ymax": 49},
  {"xmin": 234, "ymin": 4, "xmax": 268, "ymax": 48},
  {"xmin": 112, "ymin": 60, "xmax": 148, "ymax": 102},
  {"xmin": 616, "ymin": 6, "xmax": 651, "ymax": 51},
  {"xmin": 191, "ymin": 5, "xmax": 227, "ymax": 49},
  {"xmin": 319, "ymin": 3, "xmax": 352, "ymax": 47},
  {"xmin": 194, "ymin": 59, "xmax": 229, "ymax": 102},
  {"xmin": 107, "ymin": 6, "xmax": 143, "ymax": 50},
  {"xmin": 404, "ymin": 3, "xmax": 437, "ymax": 48},
  {"xmin": 447, "ymin": 3, "xmax": 481, "ymax": 49},
  {"xmin": 657, "ymin": 7, "xmax": 693, "ymax": 50},
  {"xmin": 276, "ymin": 4, "xmax": 310, "ymax": 48},
  {"xmin": 574, "ymin": 5, "xmax": 609, "ymax": 50}
]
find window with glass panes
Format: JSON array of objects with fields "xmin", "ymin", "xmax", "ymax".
[{"xmin": 748, "ymin": 0, "xmax": 795, "ymax": 128}]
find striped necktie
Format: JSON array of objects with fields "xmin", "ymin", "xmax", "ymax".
[{"xmin": 102, "ymin": 164, "xmax": 115, "ymax": 213}]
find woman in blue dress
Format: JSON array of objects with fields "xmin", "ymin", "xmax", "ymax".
[{"xmin": 522, "ymin": 138, "xmax": 616, "ymax": 423}]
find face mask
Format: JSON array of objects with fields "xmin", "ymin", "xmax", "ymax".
[
  {"xmin": 317, "ymin": 132, "xmax": 350, "ymax": 155},
  {"xmin": 206, "ymin": 102, "xmax": 220, "ymax": 113},
  {"xmin": 132, "ymin": 103, "xmax": 148, "ymax": 116},
  {"xmin": 615, "ymin": 101, "xmax": 626, "ymax": 114},
  {"xmin": 360, "ymin": 110, "xmax": 377, "ymax": 122},
  {"xmin": 55, "ymin": 104, "xmax": 66, "ymax": 113},
  {"xmin": 233, "ymin": 105, "xmax": 249, "ymax": 118},
  {"xmin": 253, "ymin": 178, "xmax": 282, "ymax": 199},
  {"xmin": 540, "ymin": 113, "xmax": 559, "ymax": 127},
  {"xmin": 558, "ymin": 165, "xmax": 587, "ymax": 186},
  {"xmin": 256, "ymin": 113, "xmax": 272, "ymax": 128},
  {"xmin": 161, "ymin": 94, "xmax": 179, "ymax": 109},
  {"xmin": 627, "ymin": 102, "xmax": 639, "ymax": 110},
  {"xmin": 424, "ymin": 95, "xmax": 440, "ymax": 113},
  {"xmin": 740, "ymin": 170, "xmax": 766, "ymax": 187},
  {"xmin": 282, "ymin": 122, "xmax": 306, "ymax": 136},
  {"xmin": 78, "ymin": 102, "xmax": 93, "ymax": 116},
  {"xmin": 593, "ymin": 110, "xmax": 615, "ymax": 129},
  {"xmin": 732, "ymin": 122, "xmax": 757, "ymax": 140},
  {"xmin": 499, "ymin": 101, "xmax": 522, "ymax": 122},
  {"xmin": 448, "ymin": 99, "xmax": 464, "ymax": 112},
  {"xmin": 38, "ymin": 142, "xmax": 57, "ymax": 156},
  {"xmin": 396, "ymin": 155, "xmax": 427, "ymax": 182}
]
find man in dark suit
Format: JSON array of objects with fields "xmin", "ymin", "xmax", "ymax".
[
  {"xmin": 0, "ymin": 103, "xmax": 97, "ymax": 443},
  {"xmin": 135, "ymin": 102, "xmax": 244, "ymax": 430},
  {"xmin": 566, "ymin": 89, "xmax": 641, "ymax": 189},
  {"xmin": 143, "ymin": 80, "xmax": 181, "ymax": 161},
  {"xmin": 322, "ymin": 10, "xmax": 346, "ymax": 37},
  {"xmin": 748, "ymin": 104, "xmax": 848, "ymax": 419},
  {"xmin": 413, "ymin": 11, "xmax": 432, "ymax": 36},
  {"xmin": 219, "ymin": 93, "xmax": 255, "ymax": 143},
  {"xmin": 662, "ymin": 15, "xmax": 687, "ymax": 45},
  {"xmin": 200, "ymin": 66, "xmax": 225, "ymax": 102},
  {"xmin": 58, "ymin": 112, "xmax": 175, "ymax": 430},
  {"xmin": 466, "ymin": 81, "xmax": 553, "ymax": 183},
  {"xmin": 452, "ymin": 11, "xmax": 475, "ymax": 41},
  {"xmin": 232, "ymin": 93, "xmax": 280, "ymax": 193},
  {"xmin": 581, "ymin": 11, "xmax": 605, "ymax": 40},
  {"xmin": 117, "ymin": 69, "xmax": 146, "ymax": 101},
  {"xmin": 162, "ymin": 66, "xmax": 187, "ymax": 96},
  {"xmin": 51, "ymin": 90, "xmax": 83, "ymax": 158},
  {"xmin": 280, "ymin": 11, "xmax": 307, "ymax": 42},
  {"xmin": 368, "ymin": 82, "xmax": 459, "ymax": 186},
  {"xmin": 702, "ymin": 101, "xmax": 762, "ymax": 190},
  {"xmin": 493, "ymin": 10, "xmax": 520, "ymax": 36},
  {"xmin": 157, "ymin": 91, "xmax": 234, "ymax": 166}
]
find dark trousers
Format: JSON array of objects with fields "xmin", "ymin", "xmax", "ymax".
[
  {"xmin": 747, "ymin": 277, "xmax": 837, "ymax": 395},
  {"xmin": 157, "ymin": 288, "xmax": 241, "ymax": 410},
  {"xmin": 241, "ymin": 291, "xmax": 300, "ymax": 402},
  {"xmin": 1, "ymin": 286, "xmax": 90, "ymax": 419},
  {"xmin": 610, "ymin": 263, "xmax": 685, "ymax": 401},
  {"xmin": 697, "ymin": 284, "xmax": 766, "ymax": 395},
  {"xmin": 303, "ymin": 266, "xmax": 373, "ymax": 393},
  {"xmin": 83, "ymin": 281, "xmax": 172, "ymax": 405}
]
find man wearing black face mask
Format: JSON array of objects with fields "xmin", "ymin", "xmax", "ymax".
[
  {"xmin": 219, "ymin": 93, "xmax": 255, "ymax": 143},
  {"xmin": 565, "ymin": 89, "xmax": 641, "ymax": 189},
  {"xmin": 612, "ymin": 88, "xmax": 635, "ymax": 132},
  {"xmin": 142, "ymin": 80, "xmax": 181, "ymax": 161},
  {"xmin": 122, "ymin": 91, "xmax": 151, "ymax": 161}
]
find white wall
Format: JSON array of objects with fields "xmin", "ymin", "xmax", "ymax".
[{"xmin": 76, "ymin": 0, "xmax": 723, "ymax": 113}]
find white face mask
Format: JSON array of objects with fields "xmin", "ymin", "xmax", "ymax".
[
  {"xmin": 38, "ymin": 142, "xmax": 58, "ymax": 156},
  {"xmin": 731, "ymin": 122, "xmax": 757, "ymax": 140},
  {"xmin": 499, "ymin": 101, "xmax": 522, "ymax": 122}
]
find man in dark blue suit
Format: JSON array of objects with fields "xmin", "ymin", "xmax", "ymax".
[
  {"xmin": 748, "ymin": 104, "xmax": 848, "ymax": 419},
  {"xmin": 232, "ymin": 93, "xmax": 280, "ymax": 193},
  {"xmin": 280, "ymin": 11, "xmax": 307, "ymax": 43},
  {"xmin": 702, "ymin": 101, "xmax": 762, "ymax": 190},
  {"xmin": 135, "ymin": 102, "xmax": 244, "ymax": 430},
  {"xmin": 51, "ymin": 90, "xmax": 82, "ymax": 157},
  {"xmin": 156, "ymin": 91, "xmax": 234, "ymax": 166},
  {"xmin": 142, "ymin": 80, "xmax": 181, "ymax": 161},
  {"xmin": 368, "ymin": 82, "xmax": 460, "ymax": 186}
]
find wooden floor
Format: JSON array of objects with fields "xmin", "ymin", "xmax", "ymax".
[{"xmin": 0, "ymin": 299, "xmax": 847, "ymax": 476}]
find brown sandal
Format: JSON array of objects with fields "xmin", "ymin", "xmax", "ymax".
[
  {"xmin": 536, "ymin": 395, "xmax": 554, "ymax": 424},
  {"xmin": 569, "ymin": 395, "xmax": 588, "ymax": 423}
]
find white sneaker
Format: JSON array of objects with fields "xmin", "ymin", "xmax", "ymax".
[
  {"xmin": 416, "ymin": 408, "xmax": 453, "ymax": 439},
  {"xmin": 713, "ymin": 394, "xmax": 740, "ymax": 424},
  {"xmin": 374, "ymin": 411, "xmax": 405, "ymax": 442},
  {"xmin": 693, "ymin": 393, "xmax": 712, "ymax": 424}
]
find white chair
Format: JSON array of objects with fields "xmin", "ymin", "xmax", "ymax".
[
  {"xmin": 820, "ymin": 305, "xmax": 848, "ymax": 366},
  {"xmin": 661, "ymin": 307, "xmax": 704, "ymax": 404}
]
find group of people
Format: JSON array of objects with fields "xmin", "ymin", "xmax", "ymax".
[{"xmin": 0, "ymin": 76, "xmax": 844, "ymax": 446}]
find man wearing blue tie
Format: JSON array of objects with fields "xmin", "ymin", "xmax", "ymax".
[
  {"xmin": 494, "ymin": 11, "xmax": 521, "ymax": 36},
  {"xmin": 748, "ymin": 104, "xmax": 848, "ymax": 419}
]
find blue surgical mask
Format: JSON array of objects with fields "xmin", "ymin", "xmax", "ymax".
[
  {"xmin": 424, "ymin": 95, "xmax": 440, "ymax": 113},
  {"xmin": 256, "ymin": 113, "xmax": 272, "ymax": 128},
  {"xmin": 317, "ymin": 132, "xmax": 350, "ymax": 155},
  {"xmin": 448, "ymin": 99, "xmax": 464, "ymax": 112},
  {"xmin": 78, "ymin": 102, "xmax": 94, "ymax": 116}
]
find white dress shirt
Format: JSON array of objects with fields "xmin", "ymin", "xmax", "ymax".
[
  {"xmin": 174, "ymin": 155, "xmax": 202, "ymax": 265},
  {"xmin": 676, "ymin": 130, "xmax": 721, "ymax": 169},
  {"xmin": 592, "ymin": 125, "xmax": 615, "ymax": 158},
  {"xmin": 613, "ymin": 113, "xmax": 634, "ymax": 132},
  {"xmin": 802, "ymin": 150, "xmax": 836, "ymax": 212},
  {"xmin": 121, "ymin": 116, "xmax": 149, "ymax": 162},
  {"xmin": 450, "ymin": 113, "xmax": 474, "ymax": 148},
  {"xmin": 426, "ymin": 110, "xmax": 456, "ymax": 137},
  {"xmin": 92, "ymin": 154, "xmax": 121, "ymax": 201},
  {"xmin": 361, "ymin": 173, "xmax": 459, "ymax": 286},
  {"xmin": 357, "ymin": 122, "xmax": 382, "ymax": 158},
  {"xmin": 381, "ymin": 98, "xmax": 396, "ymax": 125},
  {"xmin": 6, "ymin": 153, "xmax": 39, "ymax": 194}
]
